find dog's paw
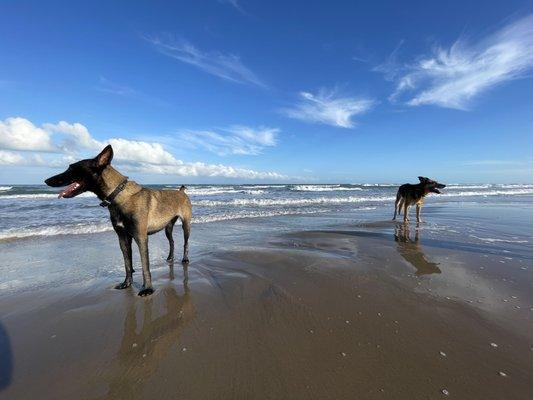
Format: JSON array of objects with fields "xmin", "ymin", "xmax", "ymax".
[
  {"xmin": 114, "ymin": 281, "xmax": 132, "ymax": 290},
  {"xmin": 181, "ymin": 257, "xmax": 189, "ymax": 264},
  {"xmin": 138, "ymin": 287, "xmax": 154, "ymax": 297},
  {"xmin": 166, "ymin": 255, "xmax": 174, "ymax": 262}
]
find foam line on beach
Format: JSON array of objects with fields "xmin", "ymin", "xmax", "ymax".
[
  {"xmin": 290, "ymin": 185, "xmax": 364, "ymax": 192},
  {"xmin": 1, "ymin": 207, "xmax": 367, "ymax": 240}
]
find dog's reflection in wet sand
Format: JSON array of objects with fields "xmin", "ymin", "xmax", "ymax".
[
  {"xmin": 394, "ymin": 224, "xmax": 441, "ymax": 276},
  {"xmin": 96, "ymin": 262, "xmax": 194, "ymax": 399}
]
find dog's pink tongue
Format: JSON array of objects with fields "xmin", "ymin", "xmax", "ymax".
[{"xmin": 58, "ymin": 182, "xmax": 80, "ymax": 198}]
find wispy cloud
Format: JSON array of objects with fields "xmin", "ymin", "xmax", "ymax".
[
  {"xmin": 281, "ymin": 89, "xmax": 375, "ymax": 128},
  {"xmin": 96, "ymin": 77, "xmax": 137, "ymax": 97},
  {"xmin": 96, "ymin": 76, "xmax": 170, "ymax": 107},
  {"xmin": 178, "ymin": 126, "xmax": 278, "ymax": 156},
  {"xmin": 144, "ymin": 36, "xmax": 264, "ymax": 87},
  {"xmin": 0, "ymin": 117, "xmax": 286, "ymax": 180},
  {"xmin": 379, "ymin": 15, "xmax": 533, "ymax": 109},
  {"xmin": 218, "ymin": 0, "xmax": 246, "ymax": 14}
]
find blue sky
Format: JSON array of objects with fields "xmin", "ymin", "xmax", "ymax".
[{"xmin": 1, "ymin": 0, "xmax": 532, "ymax": 184}]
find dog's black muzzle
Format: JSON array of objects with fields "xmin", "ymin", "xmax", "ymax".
[{"xmin": 45, "ymin": 171, "xmax": 72, "ymax": 187}]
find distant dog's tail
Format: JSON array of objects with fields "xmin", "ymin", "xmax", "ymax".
[{"xmin": 179, "ymin": 185, "xmax": 187, "ymax": 191}]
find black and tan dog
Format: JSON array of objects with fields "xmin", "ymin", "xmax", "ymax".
[
  {"xmin": 44, "ymin": 145, "xmax": 192, "ymax": 297},
  {"xmin": 393, "ymin": 176, "xmax": 445, "ymax": 223}
]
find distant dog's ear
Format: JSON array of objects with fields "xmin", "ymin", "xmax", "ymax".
[
  {"xmin": 95, "ymin": 145, "xmax": 114, "ymax": 168},
  {"xmin": 418, "ymin": 176, "xmax": 427, "ymax": 183}
]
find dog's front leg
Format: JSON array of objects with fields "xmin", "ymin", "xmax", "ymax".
[
  {"xmin": 114, "ymin": 227, "xmax": 134, "ymax": 289},
  {"xmin": 134, "ymin": 226, "xmax": 154, "ymax": 297},
  {"xmin": 416, "ymin": 205, "xmax": 422, "ymax": 223}
]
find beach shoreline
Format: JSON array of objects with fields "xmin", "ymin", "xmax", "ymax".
[{"xmin": 1, "ymin": 204, "xmax": 532, "ymax": 400}]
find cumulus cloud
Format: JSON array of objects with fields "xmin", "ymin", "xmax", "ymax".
[
  {"xmin": 383, "ymin": 14, "xmax": 533, "ymax": 109},
  {"xmin": 145, "ymin": 36, "xmax": 264, "ymax": 87},
  {"xmin": 0, "ymin": 117, "xmax": 55, "ymax": 152},
  {"xmin": 281, "ymin": 89, "xmax": 375, "ymax": 128},
  {"xmin": 179, "ymin": 125, "xmax": 278, "ymax": 156},
  {"xmin": 0, "ymin": 117, "xmax": 286, "ymax": 180}
]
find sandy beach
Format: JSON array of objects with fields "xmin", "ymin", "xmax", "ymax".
[{"xmin": 1, "ymin": 200, "xmax": 532, "ymax": 400}]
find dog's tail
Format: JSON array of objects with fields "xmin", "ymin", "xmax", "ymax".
[{"xmin": 179, "ymin": 185, "xmax": 187, "ymax": 192}]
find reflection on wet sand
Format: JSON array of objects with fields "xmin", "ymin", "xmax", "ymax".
[
  {"xmin": 394, "ymin": 224, "xmax": 441, "ymax": 276},
  {"xmin": 96, "ymin": 263, "xmax": 195, "ymax": 400},
  {"xmin": 0, "ymin": 323, "xmax": 12, "ymax": 392}
]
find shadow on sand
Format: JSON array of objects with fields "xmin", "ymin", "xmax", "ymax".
[{"xmin": 0, "ymin": 322, "xmax": 13, "ymax": 392}]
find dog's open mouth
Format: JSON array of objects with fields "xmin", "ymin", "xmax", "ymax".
[{"xmin": 58, "ymin": 181, "xmax": 85, "ymax": 198}]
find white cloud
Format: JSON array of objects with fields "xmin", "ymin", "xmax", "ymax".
[
  {"xmin": 0, "ymin": 117, "xmax": 286, "ymax": 180},
  {"xmin": 0, "ymin": 117, "xmax": 55, "ymax": 152},
  {"xmin": 0, "ymin": 150, "xmax": 27, "ymax": 165},
  {"xmin": 145, "ymin": 36, "xmax": 264, "ymax": 87},
  {"xmin": 0, "ymin": 150, "xmax": 53, "ymax": 166},
  {"xmin": 385, "ymin": 14, "xmax": 533, "ymax": 109},
  {"xmin": 282, "ymin": 89, "xmax": 375, "ymax": 128},
  {"xmin": 179, "ymin": 125, "xmax": 278, "ymax": 156}
]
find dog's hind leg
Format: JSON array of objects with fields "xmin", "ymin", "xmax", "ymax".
[
  {"xmin": 165, "ymin": 218, "xmax": 177, "ymax": 262},
  {"xmin": 114, "ymin": 227, "xmax": 134, "ymax": 289},
  {"xmin": 393, "ymin": 193, "xmax": 400, "ymax": 220},
  {"xmin": 403, "ymin": 202, "xmax": 410, "ymax": 223},
  {"xmin": 181, "ymin": 217, "xmax": 191, "ymax": 264}
]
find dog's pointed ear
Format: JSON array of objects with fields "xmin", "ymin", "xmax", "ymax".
[
  {"xmin": 95, "ymin": 145, "xmax": 113, "ymax": 168},
  {"xmin": 418, "ymin": 176, "xmax": 426, "ymax": 183}
]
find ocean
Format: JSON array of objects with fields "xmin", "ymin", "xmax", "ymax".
[{"xmin": 1, "ymin": 183, "xmax": 533, "ymax": 241}]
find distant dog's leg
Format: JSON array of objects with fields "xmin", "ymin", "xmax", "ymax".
[
  {"xmin": 397, "ymin": 198, "xmax": 404, "ymax": 216},
  {"xmin": 114, "ymin": 227, "xmax": 134, "ymax": 289},
  {"xmin": 403, "ymin": 202, "xmax": 409, "ymax": 223},
  {"xmin": 135, "ymin": 225, "xmax": 153, "ymax": 297},
  {"xmin": 181, "ymin": 218, "xmax": 191, "ymax": 264},
  {"xmin": 416, "ymin": 204, "xmax": 422, "ymax": 223},
  {"xmin": 165, "ymin": 220, "xmax": 176, "ymax": 262}
]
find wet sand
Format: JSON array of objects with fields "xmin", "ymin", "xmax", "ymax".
[{"xmin": 1, "ymin": 217, "xmax": 533, "ymax": 399}]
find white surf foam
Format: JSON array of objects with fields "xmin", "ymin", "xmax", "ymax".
[
  {"xmin": 441, "ymin": 189, "xmax": 533, "ymax": 197},
  {"xmin": 194, "ymin": 195, "xmax": 396, "ymax": 207},
  {"xmin": 0, "ymin": 186, "xmax": 13, "ymax": 191},
  {"xmin": 0, "ymin": 222, "xmax": 113, "ymax": 240},
  {"xmin": 291, "ymin": 185, "xmax": 363, "ymax": 192},
  {"xmin": 470, "ymin": 235, "xmax": 529, "ymax": 244},
  {"xmin": 0, "ymin": 208, "xmax": 333, "ymax": 240}
]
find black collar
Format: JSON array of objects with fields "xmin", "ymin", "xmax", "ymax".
[{"xmin": 100, "ymin": 178, "xmax": 128, "ymax": 208}]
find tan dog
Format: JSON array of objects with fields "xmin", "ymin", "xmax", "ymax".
[{"xmin": 45, "ymin": 145, "xmax": 192, "ymax": 296}]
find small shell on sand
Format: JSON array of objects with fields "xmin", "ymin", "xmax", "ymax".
[
  {"xmin": 490, "ymin": 342, "xmax": 498, "ymax": 348},
  {"xmin": 439, "ymin": 351, "xmax": 447, "ymax": 357},
  {"xmin": 499, "ymin": 371, "xmax": 507, "ymax": 377},
  {"xmin": 441, "ymin": 388, "xmax": 449, "ymax": 396}
]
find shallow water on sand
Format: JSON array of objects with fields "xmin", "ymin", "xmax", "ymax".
[{"xmin": 0, "ymin": 199, "xmax": 532, "ymax": 399}]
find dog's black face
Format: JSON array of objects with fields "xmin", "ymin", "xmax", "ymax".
[
  {"xmin": 418, "ymin": 176, "xmax": 446, "ymax": 194},
  {"xmin": 44, "ymin": 145, "xmax": 114, "ymax": 198}
]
